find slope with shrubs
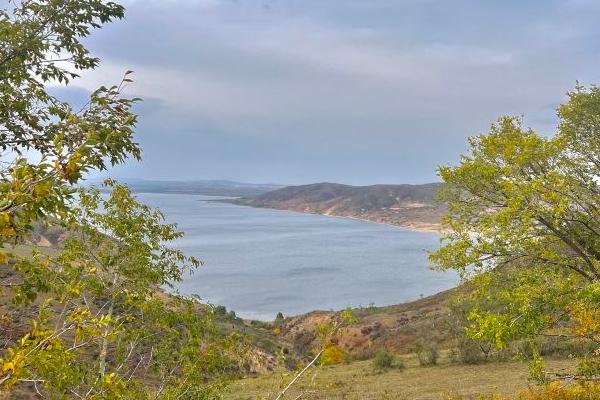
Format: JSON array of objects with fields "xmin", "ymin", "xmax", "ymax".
[
  {"xmin": 0, "ymin": 1, "xmax": 262, "ymax": 397},
  {"xmin": 228, "ymin": 356, "xmax": 576, "ymax": 400},
  {"xmin": 2, "ymin": 0, "xmax": 600, "ymax": 398}
]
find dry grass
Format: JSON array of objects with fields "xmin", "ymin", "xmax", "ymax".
[{"xmin": 227, "ymin": 356, "xmax": 575, "ymax": 400}]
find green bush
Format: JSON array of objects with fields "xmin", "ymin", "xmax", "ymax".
[
  {"xmin": 373, "ymin": 349, "xmax": 404, "ymax": 372},
  {"xmin": 250, "ymin": 320, "xmax": 272, "ymax": 330},
  {"xmin": 274, "ymin": 312, "xmax": 285, "ymax": 325},
  {"xmin": 531, "ymin": 337, "xmax": 596, "ymax": 359},
  {"xmin": 449, "ymin": 338, "xmax": 490, "ymax": 365},
  {"xmin": 213, "ymin": 305, "xmax": 228, "ymax": 316},
  {"xmin": 415, "ymin": 341, "xmax": 439, "ymax": 366}
]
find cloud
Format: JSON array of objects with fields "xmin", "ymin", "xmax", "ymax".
[{"xmin": 68, "ymin": 0, "xmax": 600, "ymax": 184}]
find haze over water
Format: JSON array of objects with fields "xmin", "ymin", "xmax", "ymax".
[{"xmin": 138, "ymin": 193, "xmax": 459, "ymax": 320}]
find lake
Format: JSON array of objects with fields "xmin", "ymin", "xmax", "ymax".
[{"xmin": 137, "ymin": 193, "xmax": 459, "ymax": 320}]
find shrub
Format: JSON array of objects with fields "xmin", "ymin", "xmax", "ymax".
[
  {"xmin": 214, "ymin": 307, "xmax": 240, "ymax": 321},
  {"xmin": 274, "ymin": 312, "xmax": 285, "ymax": 325},
  {"xmin": 213, "ymin": 305, "xmax": 228, "ymax": 316},
  {"xmin": 250, "ymin": 320, "xmax": 271, "ymax": 330},
  {"xmin": 228, "ymin": 310, "xmax": 238, "ymax": 320},
  {"xmin": 373, "ymin": 349, "xmax": 404, "ymax": 372},
  {"xmin": 448, "ymin": 382, "xmax": 600, "ymax": 399},
  {"xmin": 320, "ymin": 345, "xmax": 349, "ymax": 366},
  {"xmin": 373, "ymin": 349, "xmax": 394, "ymax": 370},
  {"xmin": 352, "ymin": 346, "xmax": 377, "ymax": 361},
  {"xmin": 518, "ymin": 382, "xmax": 600, "ymax": 400},
  {"xmin": 449, "ymin": 338, "xmax": 490, "ymax": 365},
  {"xmin": 415, "ymin": 341, "xmax": 439, "ymax": 366},
  {"xmin": 531, "ymin": 337, "xmax": 596, "ymax": 359}
]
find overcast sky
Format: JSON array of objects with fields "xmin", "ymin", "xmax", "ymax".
[{"xmin": 64, "ymin": 0, "xmax": 600, "ymax": 185}]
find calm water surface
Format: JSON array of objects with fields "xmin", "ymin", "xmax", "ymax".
[{"xmin": 137, "ymin": 193, "xmax": 458, "ymax": 320}]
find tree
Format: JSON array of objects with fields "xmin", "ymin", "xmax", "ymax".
[
  {"xmin": 274, "ymin": 308, "xmax": 356, "ymax": 400},
  {"xmin": 274, "ymin": 312, "xmax": 284, "ymax": 325},
  {"xmin": 0, "ymin": 1, "xmax": 239, "ymax": 397},
  {"xmin": 430, "ymin": 85, "xmax": 600, "ymax": 381},
  {"xmin": 3, "ymin": 182, "xmax": 238, "ymax": 398},
  {"xmin": 0, "ymin": 0, "xmax": 140, "ymax": 252}
]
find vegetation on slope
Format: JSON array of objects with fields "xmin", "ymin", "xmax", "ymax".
[
  {"xmin": 2, "ymin": 0, "xmax": 600, "ymax": 398},
  {"xmin": 228, "ymin": 356, "xmax": 575, "ymax": 400},
  {"xmin": 237, "ymin": 85, "xmax": 600, "ymax": 397},
  {"xmin": 430, "ymin": 86, "xmax": 600, "ymax": 382},
  {"xmin": 0, "ymin": 1, "xmax": 241, "ymax": 397}
]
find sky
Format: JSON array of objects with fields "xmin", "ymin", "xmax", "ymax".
[{"xmin": 60, "ymin": 0, "xmax": 600, "ymax": 185}]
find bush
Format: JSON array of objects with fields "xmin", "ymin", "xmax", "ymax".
[
  {"xmin": 415, "ymin": 341, "xmax": 439, "ymax": 366},
  {"xmin": 447, "ymin": 382, "xmax": 600, "ymax": 399},
  {"xmin": 518, "ymin": 382, "xmax": 600, "ymax": 400},
  {"xmin": 352, "ymin": 346, "xmax": 377, "ymax": 361},
  {"xmin": 274, "ymin": 312, "xmax": 285, "ymax": 325},
  {"xmin": 373, "ymin": 349, "xmax": 404, "ymax": 372},
  {"xmin": 213, "ymin": 305, "xmax": 228, "ymax": 316},
  {"xmin": 528, "ymin": 337, "xmax": 596, "ymax": 359},
  {"xmin": 250, "ymin": 320, "xmax": 271, "ymax": 330},
  {"xmin": 320, "ymin": 345, "xmax": 349, "ymax": 366},
  {"xmin": 449, "ymin": 338, "xmax": 490, "ymax": 365}
]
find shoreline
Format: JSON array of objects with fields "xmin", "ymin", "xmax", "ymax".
[
  {"xmin": 217, "ymin": 199, "xmax": 444, "ymax": 234},
  {"xmin": 328, "ymin": 213, "xmax": 443, "ymax": 233}
]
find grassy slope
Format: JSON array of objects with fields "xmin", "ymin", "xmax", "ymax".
[
  {"xmin": 278, "ymin": 287, "xmax": 465, "ymax": 360},
  {"xmin": 227, "ymin": 356, "xmax": 575, "ymax": 400},
  {"xmin": 230, "ymin": 285, "xmax": 584, "ymax": 399},
  {"xmin": 4, "ymin": 226, "xmax": 579, "ymax": 399},
  {"xmin": 3, "ymin": 245, "xmax": 579, "ymax": 400}
]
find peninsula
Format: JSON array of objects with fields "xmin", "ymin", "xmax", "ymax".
[{"xmin": 225, "ymin": 182, "xmax": 445, "ymax": 232}]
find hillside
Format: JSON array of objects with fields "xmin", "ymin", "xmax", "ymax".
[
  {"xmin": 5, "ymin": 227, "xmax": 582, "ymax": 399},
  {"xmin": 11, "ymin": 222, "xmax": 458, "ymax": 364},
  {"xmin": 276, "ymin": 287, "xmax": 461, "ymax": 360},
  {"xmin": 227, "ymin": 182, "xmax": 445, "ymax": 232}
]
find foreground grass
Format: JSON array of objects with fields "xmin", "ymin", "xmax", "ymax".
[{"xmin": 227, "ymin": 357, "xmax": 574, "ymax": 400}]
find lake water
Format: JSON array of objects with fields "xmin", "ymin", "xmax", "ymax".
[{"xmin": 137, "ymin": 193, "xmax": 459, "ymax": 320}]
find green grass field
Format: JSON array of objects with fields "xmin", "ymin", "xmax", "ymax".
[{"xmin": 227, "ymin": 356, "xmax": 574, "ymax": 400}]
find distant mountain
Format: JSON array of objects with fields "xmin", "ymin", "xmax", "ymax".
[
  {"xmin": 94, "ymin": 179, "xmax": 283, "ymax": 197},
  {"xmin": 227, "ymin": 182, "xmax": 445, "ymax": 232}
]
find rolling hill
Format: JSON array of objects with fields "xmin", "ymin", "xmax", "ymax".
[
  {"xmin": 227, "ymin": 182, "xmax": 445, "ymax": 232},
  {"xmin": 93, "ymin": 179, "xmax": 283, "ymax": 197}
]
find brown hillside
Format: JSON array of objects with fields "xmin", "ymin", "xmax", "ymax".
[{"xmin": 227, "ymin": 182, "xmax": 445, "ymax": 232}]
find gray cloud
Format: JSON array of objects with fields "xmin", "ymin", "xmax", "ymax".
[{"xmin": 65, "ymin": 0, "xmax": 600, "ymax": 184}]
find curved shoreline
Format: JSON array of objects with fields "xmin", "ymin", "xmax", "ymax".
[
  {"xmin": 216, "ymin": 199, "xmax": 444, "ymax": 234},
  {"xmin": 321, "ymin": 213, "xmax": 443, "ymax": 233}
]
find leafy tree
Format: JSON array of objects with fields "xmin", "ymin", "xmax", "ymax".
[
  {"xmin": 274, "ymin": 312, "xmax": 284, "ymax": 325},
  {"xmin": 3, "ymin": 182, "xmax": 238, "ymax": 398},
  {"xmin": 0, "ymin": 0, "xmax": 140, "ymax": 252},
  {"xmin": 274, "ymin": 308, "xmax": 357, "ymax": 400},
  {"xmin": 430, "ymin": 85, "xmax": 600, "ymax": 381},
  {"xmin": 0, "ymin": 0, "xmax": 240, "ymax": 397}
]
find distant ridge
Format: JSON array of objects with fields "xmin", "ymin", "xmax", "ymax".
[
  {"xmin": 93, "ymin": 179, "xmax": 283, "ymax": 197},
  {"xmin": 226, "ymin": 182, "xmax": 445, "ymax": 232}
]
